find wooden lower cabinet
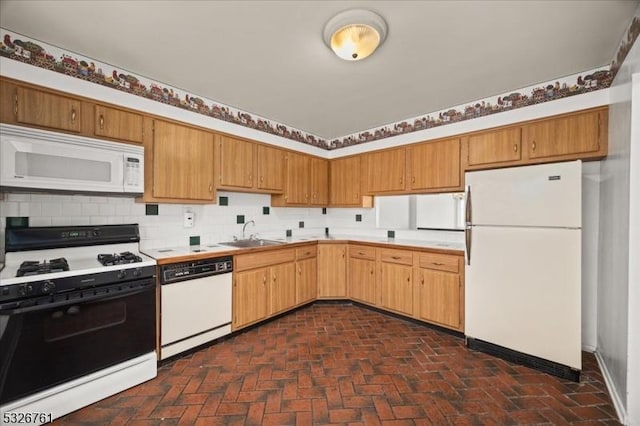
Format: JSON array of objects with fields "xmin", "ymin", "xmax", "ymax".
[
  {"xmin": 233, "ymin": 268, "xmax": 269, "ymax": 329},
  {"xmin": 317, "ymin": 243, "xmax": 347, "ymax": 298},
  {"xmin": 270, "ymin": 262, "xmax": 296, "ymax": 315},
  {"xmin": 413, "ymin": 252, "xmax": 464, "ymax": 331},
  {"xmin": 232, "ymin": 248, "xmax": 296, "ymax": 330},
  {"xmin": 349, "ymin": 257, "xmax": 376, "ymax": 305},
  {"xmin": 379, "ymin": 260, "xmax": 413, "ymax": 316},
  {"xmin": 296, "ymin": 257, "xmax": 317, "ymax": 304}
]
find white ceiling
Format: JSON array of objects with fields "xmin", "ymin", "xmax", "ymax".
[{"xmin": 0, "ymin": 1, "xmax": 637, "ymax": 140}]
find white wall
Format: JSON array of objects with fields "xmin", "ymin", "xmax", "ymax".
[
  {"xmin": 582, "ymin": 161, "xmax": 601, "ymax": 351},
  {"xmin": 596, "ymin": 37, "xmax": 640, "ymax": 424},
  {"xmin": 626, "ymin": 71, "xmax": 640, "ymax": 426}
]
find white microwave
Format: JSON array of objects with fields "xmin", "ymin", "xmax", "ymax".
[{"xmin": 0, "ymin": 124, "xmax": 144, "ymax": 195}]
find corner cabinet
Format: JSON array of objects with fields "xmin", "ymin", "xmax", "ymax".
[
  {"xmin": 216, "ymin": 136, "xmax": 285, "ymax": 194},
  {"xmin": 271, "ymin": 152, "xmax": 328, "ymax": 207},
  {"xmin": 330, "ymin": 156, "xmax": 373, "ymax": 207},
  {"xmin": 145, "ymin": 119, "xmax": 215, "ymax": 202},
  {"xmin": 317, "ymin": 243, "xmax": 347, "ymax": 298}
]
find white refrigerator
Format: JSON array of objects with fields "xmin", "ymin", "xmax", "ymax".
[{"xmin": 464, "ymin": 160, "xmax": 581, "ymax": 377}]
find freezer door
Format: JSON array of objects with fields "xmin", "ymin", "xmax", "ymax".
[
  {"xmin": 465, "ymin": 226, "xmax": 581, "ymax": 369},
  {"xmin": 465, "ymin": 161, "xmax": 581, "ymax": 228}
]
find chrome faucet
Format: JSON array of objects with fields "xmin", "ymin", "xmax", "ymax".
[{"xmin": 242, "ymin": 220, "xmax": 255, "ymax": 240}]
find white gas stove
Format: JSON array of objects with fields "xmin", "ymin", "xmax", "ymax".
[{"xmin": 0, "ymin": 224, "xmax": 157, "ymax": 425}]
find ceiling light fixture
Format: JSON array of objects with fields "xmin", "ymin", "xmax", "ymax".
[{"xmin": 323, "ymin": 9, "xmax": 388, "ymax": 61}]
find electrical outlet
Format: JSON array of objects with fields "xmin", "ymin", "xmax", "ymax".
[{"xmin": 184, "ymin": 211, "xmax": 194, "ymax": 228}]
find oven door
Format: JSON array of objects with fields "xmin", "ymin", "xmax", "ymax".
[{"xmin": 0, "ymin": 279, "xmax": 156, "ymax": 405}]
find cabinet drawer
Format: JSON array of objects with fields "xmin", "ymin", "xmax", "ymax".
[
  {"xmin": 417, "ymin": 253, "xmax": 460, "ymax": 273},
  {"xmin": 235, "ymin": 248, "xmax": 295, "ymax": 271},
  {"xmin": 349, "ymin": 244, "xmax": 376, "ymax": 260},
  {"xmin": 379, "ymin": 248, "xmax": 413, "ymax": 265},
  {"xmin": 295, "ymin": 245, "xmax": 317, "ymax": 260}
]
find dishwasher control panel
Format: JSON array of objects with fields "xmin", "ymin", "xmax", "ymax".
[{"xmin": 161, "ymin": 256, "xmax": 233, "ymax": 284}]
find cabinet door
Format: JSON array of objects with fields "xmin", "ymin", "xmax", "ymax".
[
  {"xmin": 409, "ymin": 138, "xmax": 461, "ymax": 190},
  {"xmin": 152, "ymin": 120, "xmax": 215, "ymax": 200},
  {"xmin": 233, "ymin": 268, "xmax": 269, "ymax": 329},
  {"xmin": 467, "ymin": 127, "xmax": 521, "ymax": 166},
  {"xmin": 94, "ymin": 105, "xmax": 144, "ymax": 143},
  {"xmin": 330, "ymin": 156, "xmax": 362, "ymax": 206},
  {"xmin": 16, "ymin": 86, "xmax": 81, "ymax": 133},
  {"xmin": 256, "ymin": 145, "xmax": 285, "ymax": 192},
  {"xmin": 365, "ymin": 148, "xmax": 406, "ymax": 193},
  {"xmin": 296, "ymin": 257, "xmax": 317, "ymax": 304},
  {"xmin": 525, "ymin": 110, "xmax": 601, "ymax": 159},
  {"xmin": 284, "ymin": 152, "xmax": 310, "ymax": 204},
  {"xmin": 317, "ymin": 244, "xmax": 347, "ymax": 298},
  {"xmin": 349, "ymin": 257, "xmax": 376, "ymax": 305},
  {"xmin": 310, "ymin": 157, "xmax": 329, "ymax": 205},
  {"xmin": 416, "ymin": 268, "xmax": 461, "ymax": 330},
  {"xmin": 270, "ymin": 262, "xmax": 296, "ymax": 315},
  {"xmin": 379, "ymin": 262, "xmax": 413, "ymax": 315},
  {"xmin": 219, "ymin": 136, "xmax": 254, "ymax": 188}
]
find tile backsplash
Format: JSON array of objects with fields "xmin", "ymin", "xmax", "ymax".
[
  {"xmin": 0, "ymin": 191, "xmax": 327, "ymax": 255},
  {"xmin": 0, "ymin": 191, "xmax": 463, "ymax": 260}
]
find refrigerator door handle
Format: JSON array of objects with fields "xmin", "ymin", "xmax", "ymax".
[
  {"xmin": 465, "ymin": 226, "xmax": 472, "ymax": 265},
  {"xmin": 465, "ymin": 185, "xmax": 472, "ymax": 226}
]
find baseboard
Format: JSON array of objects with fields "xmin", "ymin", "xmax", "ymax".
[
  {"xmin": 582, "ymin": 343, "xmax": 597, "ymax": 352},
  {"xmin": 594, "ymin": 350, "xmax": 627, "ymax": 425}
]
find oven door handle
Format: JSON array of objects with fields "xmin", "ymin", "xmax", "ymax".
[{"xmin": 0, "ymin": 282, "xmax": 154, "ymax": 315}]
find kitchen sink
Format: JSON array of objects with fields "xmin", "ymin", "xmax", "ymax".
[{"xmin": 219, "ymin": 239, "xmax": 285, "ymax": 248}]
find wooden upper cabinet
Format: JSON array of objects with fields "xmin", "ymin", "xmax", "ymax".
[
  {"xmin": 284, "ymin": 152, "xmax": 310, "ymax": 204},
  {"xmin": 257, "ymin": 145, "xmax": 285, "ymax": 192},
  {"xmin": 152, "ymin": 120, "xmax": 215, "ymax": 201},
  {"xmin": 365, "ymin": 147, "xmax": 406, "ymax": 193},
  {"xmin": 467, "ymin": 127, "xmax": 522, "ymax": 167},
  {"xmin": 310, "ymin": 157, "xmax": 329, "ymax": 205},
  {"xmin": 409, "ymin": 138, "xmax": 461, "ymax": 191},
  {"xmin": 330, "ymin": 156, "xmax": 362, "ymax": 206},
  {"xmin": 524, "ymin": 110, "xmax": 603, "ymax": 159},
  {"xmin": 15, "ymin": 86, "xmax": 82, "ymax": 133},
  {"xmin": 94, "ymin": 105, "xmax": 144, "ymax": 143},
  {"xmin": 218, "ymin": 136, "xmax": 254, "ymax": 189}
]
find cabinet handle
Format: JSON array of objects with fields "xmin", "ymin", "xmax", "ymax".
[
  {"xmin": 298, "ymin": 266, "xmax": 301, "ymax": 274},
  {"xmin": 263, "ymin": 274, "xmax": 267, "ymax": 284},
  {"xmin": 400, "ymin": 176, "xmax": 404, "ymax": 185},
  {"xmin": 248, "ymin": 174, "xmax": 253, "ymax": 182},
  {"xmin": 99, "ymin": 114, "xmax": 104, "ymax": 130},
  {"xmin": 209, "ymin": 184, "xmax": 213, "ymax": 192},
  {"xmin": 432, "ymin": 262, "xmax": 444, "ymax": 266},
  {"xmin": 260, "ymin": 176, "xmax": 264, "ymax": 183},
  {"xmin": 412, "ymin": 176, "xmax": 416, "ymax": 183},
  {"xmin": 13, "ymin": 93, "xmax": 17, "ymax": 116},
  {"xmin": 532, "ymin": 141, "xmax": 537, "ymax": 152},
  {"xmin": 273, "ymin": 273, "xmax": 277, "ymax": 282},
  {"xmin": 391, "ymin": 256, "xmax": 401, "ymax": 260},
  {"xmin": 513, "ymin": 144, "xmax": 518, "ymax": 153},
  {"xmin": 370, "ymin": 269, "xmax": 374, "ymax": 275},
  {"xmin": 358, "ymin": 252, "xmax": 365, "ymax": 256},
  {"xmin": 304, "ymin": 251, "xmax": 310, "ymax": 256},
  {"xmin": 71, "ymin": 108, "xmax": 76, "ymax": 123},
  {"xmin": 305, "ymin": 193, "xmax": 309, "ymax": 200}
]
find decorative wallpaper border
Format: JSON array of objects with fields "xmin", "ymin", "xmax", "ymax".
[
  {"xmin": 2, "ymin": 18, "xmax": 638, "ymax": 151},
  {"xmin": 610, "ymin": 5, "xmax": 640, "ymax": 80},
  {"xmin": 0, "ymin": 29, "xmax": 327, "ymax": 149}
]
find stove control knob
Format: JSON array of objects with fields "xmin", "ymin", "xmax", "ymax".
[
  {"xmin": 117, "ymin": 270, "xmax": 127, "ymax": 280},
  {"xmin": 18, "ymin": 284, "xmax": 33, "ymax": 296},
  {"xmin": 41, "ymin": 280, "xmax": 56, "ymax": 294},
  {"xmin": 132, "ymin": 268, "xmax": 141, "ymax": 277}
]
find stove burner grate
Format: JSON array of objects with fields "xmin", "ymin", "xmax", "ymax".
[
  {"xmin": 97, "ymin": 252, "xmax": 143, "ymax": 266},
  {"xmin": 16, "ymin": 258, "xmax": 70, "ymax": 277}
]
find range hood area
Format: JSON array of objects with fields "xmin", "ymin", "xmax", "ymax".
[{"xmin": 0, "ymin": 124, "xmax": 144, "ymax": 196}]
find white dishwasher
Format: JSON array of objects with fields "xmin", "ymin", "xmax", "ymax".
[{"xmin": 159, "ymin": 256, "xmax": 233, "ymax": 360}]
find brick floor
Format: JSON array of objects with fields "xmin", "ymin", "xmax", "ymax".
[{"xmin": 54, "ymin": 304, "xmax": 620, "ymax": 425}]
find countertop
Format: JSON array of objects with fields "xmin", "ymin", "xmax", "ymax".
[{"xmin": 142, "ymin": 234, "xmax": 464, "ymax": 264}]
